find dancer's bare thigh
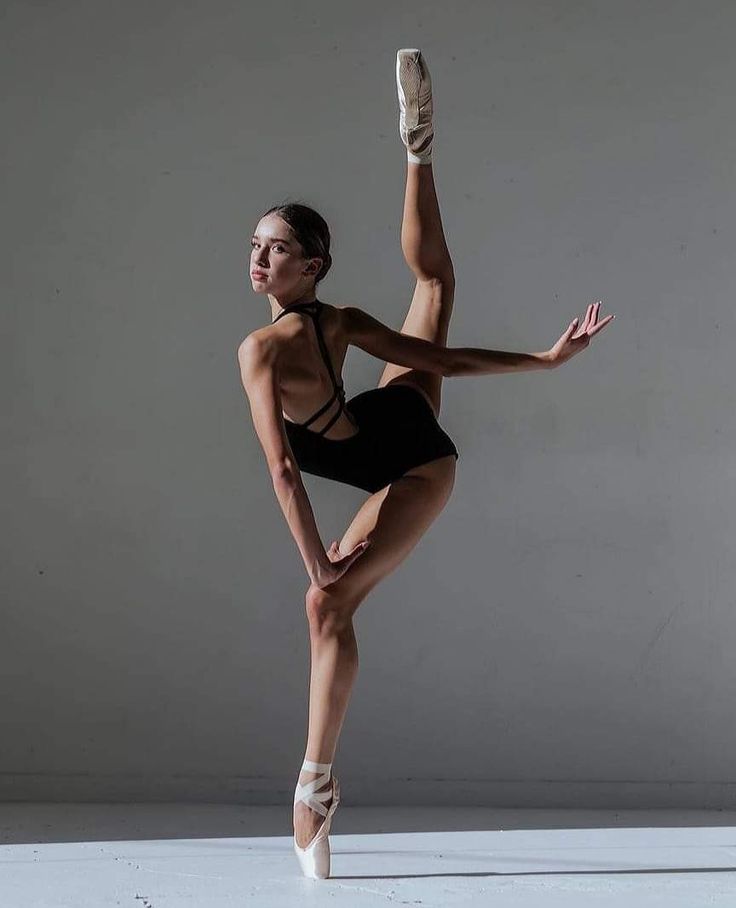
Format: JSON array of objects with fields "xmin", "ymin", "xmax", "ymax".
[
  {"xmin": 378, "ymin": 275, "xmax": 455, "ymax": 419},
  {"xmin": 308, "ymin": 454, "xmax": 456, "ymax": 612}
]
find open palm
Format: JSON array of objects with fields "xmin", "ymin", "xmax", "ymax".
[{"xmin": 547, "ymin": 300, "xmax": 615, "ymax": 367}]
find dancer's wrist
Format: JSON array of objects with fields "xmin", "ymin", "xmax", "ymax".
[
  {"xmin": 310, "ymin": 553, "xmax": 333, "ymax": 588},
  {"xmin": 535, "ymin": 351, "xmax": 557, "ymax": 369}
]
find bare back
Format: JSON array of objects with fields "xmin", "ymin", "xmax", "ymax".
[{"xmin": 263, "ymin": 302, "xmax": 359, "ymax": 440}]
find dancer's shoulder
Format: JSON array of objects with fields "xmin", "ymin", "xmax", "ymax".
[{"xmin": 236, "ymin": 327, "xmax": 279, "ymax": 370}]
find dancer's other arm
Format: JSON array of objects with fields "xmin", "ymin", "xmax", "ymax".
[
  {"xmin": 344, "ymin": 300, "xmax": 614, "ymax": 375},
  {"xmin": 237, "ymin": 335, "xmax": 369, "ymax": 589}
]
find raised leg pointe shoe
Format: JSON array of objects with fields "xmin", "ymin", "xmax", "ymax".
[
  {"xmin": 396, "ymin": 47, "xmax": 434, "ymax": 164},
  {"xmin": 293, "ymin": 759, "xmax": 341, "ymax": 879}
]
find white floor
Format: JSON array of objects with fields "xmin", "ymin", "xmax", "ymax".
[{"xmin": 1, "ymin": 805, "xmax": 736, "ymax": 906}]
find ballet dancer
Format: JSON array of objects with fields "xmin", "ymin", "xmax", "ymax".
[{"xmin": 238, "ymin": 48, "xmax": 614, "ymax": 878}]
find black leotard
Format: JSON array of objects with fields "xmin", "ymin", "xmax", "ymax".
[{"xmin": 272, "ymin": 299, "xmax": 459, "ymax": 493}]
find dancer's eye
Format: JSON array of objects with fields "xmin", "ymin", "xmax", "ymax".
[{"xmin": 251, "ymin": 240, "xmax": 285, "ymax": 253}]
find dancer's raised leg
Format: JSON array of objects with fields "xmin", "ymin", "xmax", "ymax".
[{"xmin": 379, "ymin": 49, "xmax": 456, "ymax": 418}]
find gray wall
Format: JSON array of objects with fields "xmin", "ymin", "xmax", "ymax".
[{"xmin": 3, "ymin": 0, "xmax": 735, "ymax": 808}]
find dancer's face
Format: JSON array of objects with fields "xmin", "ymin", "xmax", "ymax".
[{"xmin": 248, "ymin": 214, "xmax": 321, "ymax": 297}]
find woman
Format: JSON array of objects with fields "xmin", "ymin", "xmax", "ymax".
[{"xmin": 238, "ymin": 49, "xmax": 614, "ymax": 879}]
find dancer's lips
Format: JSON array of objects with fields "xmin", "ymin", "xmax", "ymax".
[{"xmin": 251, "ymin": 271, "xmax": 268, "ymax": 280}]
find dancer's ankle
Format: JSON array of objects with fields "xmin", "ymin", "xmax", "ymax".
[{"xmin": 408, "ymin": 150, "xmax": 433, "ymax": 165}]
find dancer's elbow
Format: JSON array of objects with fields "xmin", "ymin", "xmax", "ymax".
[{"xmin": 271, "ymin": 460, "xmax": 299, "ymax": 487}]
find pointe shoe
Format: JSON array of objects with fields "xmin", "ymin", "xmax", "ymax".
[
  {"xmin": 396, "ymin": 48, "xmax": 434, "ymax": 164},
  {"xmin": 293, "ymin": 759, "xmax": 341, "ymax": 879}
]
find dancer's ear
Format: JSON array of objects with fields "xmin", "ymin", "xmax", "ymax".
[{"xmin": 303, "ymin": 257, "xmax": 323, "ymax": 277}]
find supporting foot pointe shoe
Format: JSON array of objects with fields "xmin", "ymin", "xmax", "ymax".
[
  {"xmin": 293, "ymin": 759, "xmax": 341, "ymax": 879},
  {"xmin": 396, "ymin": 47, "xmax": 434, "ymax": 164}
]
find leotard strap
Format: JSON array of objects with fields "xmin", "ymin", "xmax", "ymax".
[{"xmin": 271, "ymin": 301, "xmax": 347, "ymax": 436}]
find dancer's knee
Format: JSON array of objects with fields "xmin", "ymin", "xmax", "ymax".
[
  {"xmin": 305, "ymin": 584, "xmax": 360, "ymax": 635},
  {"xmin": 414, "ymin": 267, "xmax": 455, "ymax": 289}
]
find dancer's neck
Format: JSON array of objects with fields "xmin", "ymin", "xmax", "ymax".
[{"xmin": 269, "ymin": 290, "xmax": 318, "ymax": 323}]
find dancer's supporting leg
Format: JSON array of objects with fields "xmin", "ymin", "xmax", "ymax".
[
  {"xmin": 293, "ymin": 605, "xmax": 356, "ymax": 850},
  {"xmin": 294, "ymin": 456, "xmax": 456, "ymax": 851}
]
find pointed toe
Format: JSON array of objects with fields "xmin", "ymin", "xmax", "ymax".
[
  {"xmin": 396, "ymin": 48, "xmax": 434, "ymax": 163},
  {"xmin": 293, "ymin": 761, "xmax": 341, "ymax": 879}
]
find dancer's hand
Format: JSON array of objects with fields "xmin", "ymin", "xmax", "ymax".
[
  {"xmin": 313, "ymin": 539, "xmax": 372, "ymax": 589},
  {"xmin": 545, "ymin": 301, "xmax": 615, "ymax": 368}
]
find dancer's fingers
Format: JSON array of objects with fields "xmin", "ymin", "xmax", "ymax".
[
  {"xmin": 591, "ymin": 300, "xmax": 603, "ymax": 326},
  {"xmin": 336, "ymin": 541, "xmax": 371, "ymax": 574},
  {"xmin": 582, "ymin": 302, "xmax": 595, "ymax": 332},
  {"xmin": 589, "ymin": 313, "xmax": 615, "ymax": 336}
]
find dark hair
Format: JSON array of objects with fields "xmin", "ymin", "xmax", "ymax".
[{"xmin": 261, "ymin": 200, "xmax": 333, "ymax": 286}]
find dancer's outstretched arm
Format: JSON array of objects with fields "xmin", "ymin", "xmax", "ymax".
[
  {"xmin": 344, "ymin": 300, "xmax": 614, "ymax": 376},
  {"xmin": 237, "ymin": 336, "xmax": 369, "ymax": 589}
]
